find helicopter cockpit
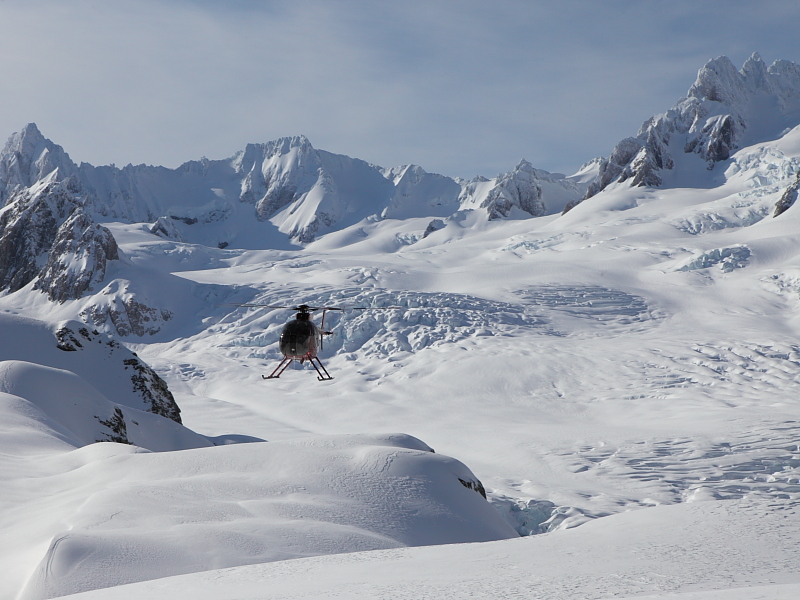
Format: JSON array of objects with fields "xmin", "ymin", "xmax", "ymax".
[{"xmin": 279, "ymin": 316, "xmax": 317, "ymax": 358}]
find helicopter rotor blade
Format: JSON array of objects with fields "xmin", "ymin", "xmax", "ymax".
[
  {"xmin": 221, "ymin": 303, "xmax": 407, "ymax": 311},
  {"xmin": 221, "ymin": 304, "xmax": 297, "ymax": 309},
  {"xmin": 339, "ymin": 306, "xmax": 404, "ymax": 310}
]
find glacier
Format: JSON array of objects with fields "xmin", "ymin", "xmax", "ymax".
[{"xmin": 1, "ymin": 54, "xmax": 800, "ymax": 600}]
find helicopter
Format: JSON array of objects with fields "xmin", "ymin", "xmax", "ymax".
[{"xmin": 230, "ymin": 303, "xmax": 401, "ymax": 381}]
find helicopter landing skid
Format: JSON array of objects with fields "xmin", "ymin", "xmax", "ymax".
[
  {"xmin": 262, "ymin": 356, "xmax": 334, "ymax": 381},
  {"xmin": 263, "ymin": 357, "xmax": 292, "ymax": 379},
  {"xmin": 309, "ymin": 357, "xmax": 334, "ymax": 381}
]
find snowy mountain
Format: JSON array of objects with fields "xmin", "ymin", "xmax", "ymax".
[
  {"xmin": 3, "ymin": 54, "xmax": 800, "ymax": 600},
  {"xmin": 0, "ymin": 317, "xmax": 518, "ymax": 598},
  {"xmin": 575, "ymin": 53, "xmax": 800, "ymax": 209}
]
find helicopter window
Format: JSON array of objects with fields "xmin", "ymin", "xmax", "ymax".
[{"xmin": 281, "ymin": 320, "xmax": 315, "ymax": 339}]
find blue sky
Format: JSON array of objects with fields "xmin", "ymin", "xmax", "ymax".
[{"xmin": 1, "ymin": 0, "xmax": 799, "ymax": 179}]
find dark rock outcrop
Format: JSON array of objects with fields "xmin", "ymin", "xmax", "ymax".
[
  {"xmin": 458, "ymin": 477, "xmax": 487, "ymax": 499},
  {"xmin": 96, "ymin": 407, "xmax": 131, "ymax": 444},
  {"xmin": 54, "ymin": 324, "xmax": 182, "ymax": 423},
  {"xmin": 34, "ymin": 210, "xmax": 119, "ymax": 303},
  {"xmin": 81, "ymin": 293, "xmax": 173, "ymax": 337},
  {"xmin": 423, "ymin": 218, "xmax": 446, "ymax": 238},
  {"xmin": 774, "ymin": 172, "xmax": 800, "ymax": 217},
  {"xmin": 123, "ymin": 357, "xmax": 182, "ymax": 423},
  {"xmin": 0, "ymin": 176, "xmax": 118, "ymax": 302},
  {"xmin": 0, "ymin": 177, "xmax": 82, "ymax": 292}
]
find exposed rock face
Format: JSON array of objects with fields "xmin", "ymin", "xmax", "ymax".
[
  {"xmin": 0, "ymin": 177, "xmax": 81, "ymax": 292},
  {"xmin": 96, "ymin": 406, "xmax": 131, "ymax": 444},
  {"xmin": 81, "ymin": 285, "xmax": 174, "ymax": 337},
  {"xmin": 581, "ymin": 54, "xmax": 800, "ymax": 205},
  {"xmin": 34, "ymin": 210, "xmax": 119, "ymax": 303},
  {"xmin": 458, "ymin": 477, "xmax": 487, "ymax": 499},
  {"xmin": 54, "ymin": 323, "xmax": 182, "ymax": 423},
  {"xmin": 459, "ymin": 160, "xmax": 547, "ymax": 219},
  {"xmin": 0, "ymin": 175, "xmax": 118, "ymax": 302},
  {"xmin": 149, "ymin": 216, "xmax": 186, "ymax": 241},
  {"xmin": 423, "ymin": 218, "xmax": 446, "ymax": 238},
  {"xmin": 775, "ymin": 172, "xmax": 800, "ymax": 216},
  {"xmin": 122, "ymin": 357, "xmax": 182, "ymax": 423}
]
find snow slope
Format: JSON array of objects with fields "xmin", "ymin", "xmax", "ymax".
[
  {"xmin": 60, "ymin": 497, "xmax": 800, "ymax": 600},
  {"xmin": 5, "ymin": 434, "xmax": 513, "ymax": 600}
]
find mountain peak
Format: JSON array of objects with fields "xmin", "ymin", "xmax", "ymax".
[
  {"xmin": 741, "ymin": 52, "xmax": 769, "ymax": 89},
  {"xmin": 514, "ymin": 159, "xmax": 534, "ymax": 173},
  {"xmin": 3, "ymin": 123, "xmax": 47, "ymax": 160},
  {"xmin": 688, "ymin": 55, "xmax": 746, "ymax": 105},
  {"xmin": 0, "ymin": 123, "xmax": 76, "ymax": 204},
  {"xmin": 577, "ymin": 54, "xmax": 800, "ymax": 205}
]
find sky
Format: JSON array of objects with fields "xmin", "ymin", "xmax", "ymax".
[{"xmin": 1, "ymin": 0, "xmax": 799, "ymax": 180}]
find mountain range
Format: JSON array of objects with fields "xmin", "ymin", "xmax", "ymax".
[{"xmin": 1, "ymin": 55, "xmax": 798, "ymax": 322}]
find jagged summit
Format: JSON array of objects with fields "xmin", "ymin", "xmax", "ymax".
[
  {"xmin": 577, "ymin": 54, "xmax": 800, "ymax": 207},
  {"xmin": 0, "ymin": 123, "xmax": 77, "ymax": 203}
]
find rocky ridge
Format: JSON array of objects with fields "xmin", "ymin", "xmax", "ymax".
[{"xmin": 0, "ymin": 174, "xmax": 117, "ymax": 301}]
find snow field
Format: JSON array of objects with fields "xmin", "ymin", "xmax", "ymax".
[{"xmin": 57, "ymin": 497, "xmax": 800, "ymax": 600}]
